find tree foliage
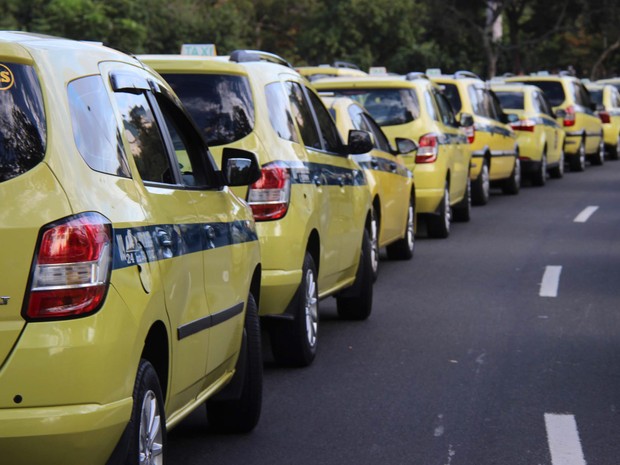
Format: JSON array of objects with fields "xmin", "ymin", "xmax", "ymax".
[{"xmin": 1, "ymin": 0, "xmax": 619, "ymax": 78}]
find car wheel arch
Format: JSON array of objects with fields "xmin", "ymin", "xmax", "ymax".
[
  {"xmin": 141, "ymin": 321, "xmax": 169, "ymax": 401},
  {"xmin": 306, "ymin": 229, "xmax": 321, "ymax": 275}
]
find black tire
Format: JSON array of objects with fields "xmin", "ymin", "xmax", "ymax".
[
  {"xmin": 452, "ymin": 177, "xmax": 471, "ymax": 222},
  {"xmin": 549, "ymin": 151, "xmax": 565, "ymax": 179},
  {"xmin": 502, "ymin": 157, "xmax": 521, "ymax": 195},
  {"xmin": 369, "ymin": 207, "xmax": 379, "ymax": 282},
  {"xmin": 531, "ymin": 151, "xmax": 547, "ymax": 186},
  {"xmin": 386, "ymin": 196, "xmax": 415, "ymax": 260},
  {"xmin": 590, "ymin": 137, "xmax": 605, "ymax": 166},
  {"xmin": 426, "ymin": 183, "xmax": 451, "ymax": 238},
  {"xmin": 336, "ymin": 229, "xmax": 373, "ymax": 320},
  {"xmin": 471, "ymin": 160, "xmax": 490, "ymax": 206},
  {"xmin": 207, "ymin": 293, "xmax": 262, "ymax": 433},
  {"xmin": 609, "ymin": 135, "xmax": 620, "ymax": 160},
  {"xmin": 124, "ymin": 360, "xmax": 166, "ymax": 465},
  {"xmin": 269, "ymin": 253, "xmax": 318, "ymax": 367},
  {"xmin": 569, "ymin": 141, "xmax": 586, "ymax": 172}
]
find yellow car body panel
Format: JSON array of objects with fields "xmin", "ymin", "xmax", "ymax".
[
  {"xmin": 297, "ymin": 65, "xmax": 368, "ymax": 82},
  {"xmin": 1, "ymin": 34, "xmax": 261, "ymax": 464},
  {"xmin": 492, "ymin": 83, "xmax": 565, "ymax": 176},
  {"xmin": 141, "ymin": 56, "xmax": 371, "ymax": 320},
  {"xmin": 314, "ymin": 76, "xmax": 471, "ymax": 218},
  {"xmin": 587, "ymin": 83, "xmax": 620, "ymax": 156},
  {"xmin": 322, "ymin": 96, "xmax": 414, "ymax": 248}
]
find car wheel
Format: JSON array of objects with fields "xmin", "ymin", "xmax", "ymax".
[
  {"xmin": 386, "ymin": 196, "xmax": 415, "ymax": 260},
  {"xmin": 369, "ymin": 207, "xmax": 379, "ymax": 282},
  {"xmin": 569, "ymin": 141, "xmax": 586, "ymax": 172},
  {"xmin": 471, "ymin": 160, "xmax": 490, "ymax": 206},
  {"xmin": 452, "ymin": 177, "xmax": 471, "ymax": 222},
  {"xmin": 612, "ymin": 135, "xmax": 620, "ymax": 160},
  {"xmin": 426, "ymin": 182, "xmax": 451, "ymax": 238},
  {"xmin": 502, "ymin": 157, "xmax": 521, "ymax": 195},
  {"xmin": 532, "ymin": 151, "xmax": 547, "ymax": 186},
  {"xmin": 124, "ymin": 360, "xmax": 166, "ymax": 465},
  {"xmin": 207, "ymin": 292, "xmax": 262, "ymax": 433},
  {"xmin": 590, "ymin": 137, "xmax": 605, "ymax": 166},
  {"xmin": 269, "ymin": 253, "xmax": 318, "ymax": 367},
  {"xmin": 549, "ymin": 150, "xmax": 565, "ymax": 179},
  {"xmin": 336, "ymin": 229, "xmax": 373, "ymax": 320}
]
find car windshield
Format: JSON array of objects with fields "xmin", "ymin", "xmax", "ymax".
[
  {"xmin": 162, "ymin": 73, "xmax": 254, "ymax": 146},
  {"xmin": 588, "ymin": 89, "xmax": 603, "ymax": 105},
  {"xmin": 438, "ymin": 83, "xmax": 462, "ymax": 114},
  {"xmin": 495, "ymin": 91, "xmax": 525, "ymax": 110},
  {"xmin": 0, "ymin": 63, "xmax": 46, "ymax": 183},
  {"xmin": 520, "ymin": 81, "xmax": 565, "ymax": 107},
  {"xmin": 325, "ymin": 88, "xmax": 420, "ymax": 126}
]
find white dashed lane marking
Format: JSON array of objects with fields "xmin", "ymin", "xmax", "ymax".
[
  {"xmin": 574, "ymin": 206, "xmax": 599, "ymax": 223},
  {"xmin": 545, "ymin": 413, "xmax": 586, "ymax": 465},
  {"xmin": 540, "ymin": 266, "xmax": 562, "ymax": 297}
]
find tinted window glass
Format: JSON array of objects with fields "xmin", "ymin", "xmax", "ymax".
[
  {"xmin": 468, "ymin": 85, "xmax": 488, "ymax": 117},
  {"xmin": 114, "ymin": 92, "xmax": 175, "ymax": 184},
  {"xmin": 495, "ymin": 91, "xmax": 525, "ymax": 110},
  {"xmin": 306, "ymin": 89, "xmax": 343, "ymax": 153},
  {"xmin": 536, "ymin": 93, "xmax": 553, "ymax": 116},
  {"xmin": 325, "ymin": 88, "xmax": 420, "ymax": 127},
  {"xmin": 589, "ymin": 89, "xmax": 603, "ymax": 105},
  {"xmin": 440, "ymin": 83, "xmax": 462, "ymax": 114},
  {"xmin": 286, "ymin": 81, "xmax": 322, "ymax": 149},
  {"xmin": 610, "ymin": 88, "xmax": 620, "ymax": 108},
  {"xmin": 0, "ymin": 63, "xmax": 46, "ymax": 183},
  {"xmin": 424, "ymin": 91, "xmax": 438, "ymax": 121},
  {"xmin": 68, "ymin": 75, "xmax": 130, "ymax": 177},
  {"xmin": 363, "ymin": 114, "xmax": 393, "ymax": 153},
  {"xmin": 519, "ymin": 81, "xmax": 565, "ymax": 107},
  {"xmin": 163, "ymin": 73, "xmax": 254, "ymax": 146},
  {"xmin": 265, "ymin": 81, "xmax": 299, "ymax": 143},
  {"xmin": 433, "ymin": 90, "xmax": 457, "ymax": 127},
  {"xmin": 348, "ymin": 103, "xmax": 372, "ymax": 132}
]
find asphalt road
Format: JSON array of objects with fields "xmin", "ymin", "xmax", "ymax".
[{"xmin": 167, "ymin": 159, "xmax": 620, "ymax": 465}]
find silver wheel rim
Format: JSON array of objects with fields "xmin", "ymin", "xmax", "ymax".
[
  {"xmin": 304, "ymin": 268, "xmax": 318, "ymax": 348},
  {"xmin": 600, "ymin": 139, "xmax": 605, "ymax": 162},
  {"xmin": 443, "ymin": 187, "xmax": 451, "ymax": 232},
  {"xmin": 579, "ymin": 143, "xmax": 586, "ymax": 169},
  {"xmin": 514, "ymin": 158, "xmax": 521, "ymax": 186},
  {"xmin": 481, "ymin": 164, "xmax": 490, "ymax": 200},
  {"xmin": 370, "ymin": 214, "xmax": 379, "ymax": 275},
  {"xmin": 559, "ymin": 152, "xmax": 565, "ymax": 175},
  {"xmin": 139, "ymin": 390, "xmax": 163, "ymax": 465},
  {"xmin": 616, "ymin": 137, "xmax": 620, "ymax": 158},
  {"xmin": 406, "ymin": 203, "xmax": 415, "ymax": 251},
  {"xmin": 541, "ymin": 154, "xmax": 547, "ymax": 179}
]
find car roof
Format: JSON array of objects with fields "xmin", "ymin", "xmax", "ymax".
[
  {"xmin": 491, "ymin": 83, "xmax": 540, "ymax": 94},
  {"xmin": 313, "ymin": 75, "xmax": 424, "ymax": 90},
  {"xmin": 139, "ymin": 54, "xmax": 248, "ymax": 75}
]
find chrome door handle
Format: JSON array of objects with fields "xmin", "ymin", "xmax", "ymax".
[{"xmin": 156, "ymin": 229, "xmax": 172, "ymax": 248}]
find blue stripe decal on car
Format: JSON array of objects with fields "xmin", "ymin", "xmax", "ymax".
[
  {"xmin": 265, "ymin": 160, "xmax": 368, "ymax": 186},
  {"xmin": 354, "ymin": 156, "xmax": 411, "ymax": 178},
  {"xmin": 112, "ymin": 220, "xmax": 257, "ymax": 270}
]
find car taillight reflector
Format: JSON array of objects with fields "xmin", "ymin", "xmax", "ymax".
[
  {"xmin": 247, "ymin": 165, "xmax": 291, "ymax": 221},
  {"xmin": 510, "ymin": 119, "xmax": 535, "ymax": 132},
  {"xmin": 599, "ymin": 111, "xmax": 611, "ymax": 124},
  {"xmin": 416, "ymin": 133, "xmax": 439, "ymax": 163},
  {"xmin": 25, "ymin": 213, "xmax": 112, "ymax": 320},
  {"xmin": 464, "ymin": 125, "xmax": 475, "ymax": 144},
  {"xmin": 563, "ymin": 106, "xmax": 576, "ymax": 127}
]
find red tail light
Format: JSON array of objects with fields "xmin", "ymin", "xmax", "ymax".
[
  {"xmin": 25, "ymin": 213, "xmax": 112, "ymax": 320},
  {"xmin": 247, "ymin": 165, "xmax": 291, "ymax": 221},
  {"xmin": 510, "ymin": 119, "xmax": 535, "ymax": 132},
  {"xmin": 416, "ymin": 133, "xmax": 439, "ymax": 163},
  {"xmin": 563, "ymin": 106, "xmax": 576, "ymax": 127},
  {"xmin": 599, "ymin": 111, "xmax": 611, "ymax": 124},
  {"xmin": 464, "ymin": 125, "xmax": 475, "ymax": 144}
]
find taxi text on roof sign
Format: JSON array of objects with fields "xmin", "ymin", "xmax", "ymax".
[{"xmin": 181, "ymin": 44, "xmax": 217, "ymax": 56}]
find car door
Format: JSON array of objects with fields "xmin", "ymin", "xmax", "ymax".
[
  {"xmin": 107, "ymin": 63, "xmax": 212, "ymax": 411},
  {"xmin": 487, "ymin": 89, "xmax": 517, "ymax": 180},
  {"xmin": 534, "ymin": 90, "xmax": 563, "ymax": 162}
]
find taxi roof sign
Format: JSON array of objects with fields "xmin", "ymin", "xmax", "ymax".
[
  {"xmin": 181, "ymin": 44, "xmax": 217, "ymax": 56},
  {"xmin": 369, "ymin": 66, "xmax": 387, "ymax": 75}
]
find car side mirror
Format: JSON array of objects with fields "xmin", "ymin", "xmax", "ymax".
[
  {"xmin": 555, "ymin": 109, "xmax": 567, "ymax": 119},
  {"xmin": 459, "ymin": 112, "xmax": 474, "ymax": 128},
  {"xmin": 220, "ymin": 147, "xmax": 261, "ymax": 186},
  {"xmin": 505, "ymin": 113, "xmax": 519, "ymax": 124},
  {"xmin": 347, "ymin": 129, "xmax": 374, "ymax": 155},
  {"xmin": 395, "ymin": 137, "xmax": 418, "ymax": 155}
]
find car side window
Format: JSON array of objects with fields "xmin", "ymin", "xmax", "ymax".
[
  {"xmin": 433, "ymin": 90, "xmax": 457, "ymax": 127},
  {"xmin": 114, "ymin": 91, "xmax": 176, "ymax": 185},
  {"xmin": 265, "ymin": 81, "xmax": 299, "ymax": 143},
  {"xmin": 362, "ymin": 113, "xmax": 393, "ymax": 153},
  {"xmin": 68, "ymin": 75, "xmax": 131, "ymax": 178},
  {"xmin": 611, "ymin": 88, "xmax": 620, "ymax": 108},
  {"xmin": 530, "ymin": 92, "xmax": 542, "ymax": 113},
  {"xmin": 305, "ymin": 87, "xmax": 345, "ymax": 154},
  {"xmin": 286, "ymin": 81, "xmax": 322, "ymax": 149},
  {"xmin": 424, "ymin": 90, "xmax": 438, "ymax": 121},
  {"xmin": 468, "ymin": 85, "xmax": 487, "ymax": 117},
  {"xmin": 348, "ymin": 103, "xmax": 372, "ymax": 132}
]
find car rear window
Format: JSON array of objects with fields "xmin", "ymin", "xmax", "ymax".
[
  {"xmin": 521, "ymin": 81, "xmax": 565, "ymax": 107},
  {"xmin": 326, "ymin": 88, "xmax": 420, "ymax": 126},
  {"xmin": 0, "ymin": 62, "xmax": 46, "ymax": 183},
  {"xmin": 162, "ymin": 73, "xmax": 254, "ymax": 146},
  {"xmin": 439, "ymin": 83, "xmax": 462, "ymax": 114},
  {"xmin": 589, "ymin": 89, "xmax": 603, "ymax": 105},
  {"xmin": 495, "ymin": 91, "xmax": 525, "ymax": 110}
]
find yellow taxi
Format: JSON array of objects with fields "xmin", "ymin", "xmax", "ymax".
[
  {"xmin": 320, "ymin": 94, "xmax": 417, "ymax": 277},
  {"xmin": 297, "ymin": 61, "xmax": 368, "ymax": 82},
  {"xmin": 313, "ymin": 73, "xmax": 473, "ymax": 239},
  {"xmin": 505, "ymin": 74, "xmax": 605, "ymax": 170},
  {"xmin": 141, "ymin": 51, "xmax": 375, "ymax": 367},
  {"xmin": 431, "ymin": 71, "xmax": 520, "ymax": 205},
  {"xmin": 0, "ymin": 33, "xmax": 263, "ymax": 465},
  {"xmin": 492, "ymin": 83, "xmax": 566, "ymax": 184},
  {"xmin": 586, "ymin": 82, "xmax": 620, "ymax": 160},
  {"xmin": 595, "ymin": 77, "xmax": 620, "ymax": 93}
]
